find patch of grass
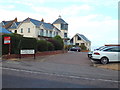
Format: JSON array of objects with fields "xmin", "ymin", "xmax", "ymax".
[{"xmin": 97, "ymin": 63, "xmax": 120, "ymax": 71}]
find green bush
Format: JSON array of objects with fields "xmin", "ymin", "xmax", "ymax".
[
  {"xmin": 2, "ymin": 34, "xmax": 37, "ymax": 55},
  {"xmin": 47, "ymin": 41, "xmax": 54, "ymax": 51},
  {"xmin": 20, "ymin": 37, "xmax": 37, "ymax": 50},
  {"xmin": 47, "ymin": 38, "xmax": 63, "ymax": 50},
  {"xmin": 80, "ymin": 44, "xmax": 87, "ymax": 51},
  {"xmin": 2, "ymin": 34, "xmax": 23, "ymax": 54},
  {"xmin": 47, "ymin": 35, "xmax": 64, "ymax": 50},
  {"xmin": 37, "ymin": 40, "xmax": 48, "ymax": 52}
]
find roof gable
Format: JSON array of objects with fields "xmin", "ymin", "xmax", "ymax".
[
  {"xmin": 77, "ymin": 33, "xmax": 91, "ymax": 42},
  {"xmin": 9, "ymin": 22, "xmax": 21, "ymax": 29},
  {"xmin": 53, "ymin": 18, "xmax": 68, "ymax": 25},
  {"xmin": 70, "ymin": 33, "xmax": 91, "ymax": 43},
  {"xmin": 23, "ymin": 18, "xmax": 43, "ymax": 27}
]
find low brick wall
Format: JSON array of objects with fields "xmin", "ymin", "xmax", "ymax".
[{"xmin": 2, "ymin": 50, "xmax": 67, "ymax": 59}]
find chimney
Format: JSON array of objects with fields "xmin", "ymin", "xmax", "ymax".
[
  {"xmin": 14, "ymin": 17, "xmax": 17, "ymax": 22},
  {"xmin": 41, "ymin": 18, "xmax": 44, "ymax": 22}
]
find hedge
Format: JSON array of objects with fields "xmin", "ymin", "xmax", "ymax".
[
  {"xmin": 2, "ymin": 34, "xmax": 23, "ymax": 54},
  {"xmin": 2, "ymin": 34, "xmax": 64, "ymax": 55},
  {"xmin": 2, "ymin": 34, "xmax": 37, "ymax": 55},
  {"xmin": 37, "ymin": 40, "xmax": 54, "ymax": 52}
]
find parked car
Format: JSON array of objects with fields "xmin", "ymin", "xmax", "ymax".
[
  {"xmin": 69, "ymin": 46, "xmax": 81, "ymax": 52},
  {"xmin": 91, "ymin": 46, "xmax": 120, "ymax": 64},
  {"xmin": 87, "ymin": 46, "xmax": 108, "ymax": 59}
]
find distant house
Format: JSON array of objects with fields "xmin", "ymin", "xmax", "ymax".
[
  {"xmin": 70, "ymin": 33, "xmax": 91, "ymax": 50},
  {"xmin": 0, "ymin": 26, "xmax": 12, "ymax": 34},
  {"xmin": 0, "ymin": 16, "xmax": 69, "ymax": 44}
]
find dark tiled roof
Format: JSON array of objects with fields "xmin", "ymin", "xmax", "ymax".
[
  {"xmin": 43, "ymin": 23, "xmax": 54, "ymax": 30},
  {"xmin": 23, "ymin": 18, "xmax": 60, "ymax": 31},
  {"xmin": 23, "ymin": 18, "xmax": 43, "ymax": 27},
  {"xmin": 16, "ymin": 22, "xmax": 21, "ymax": 26},
  {"xmin": 2, "ymin": 21, "xmax": 12, "ymax": 25},
  {"xmin": 53, "ymin": 18, "xmax": 68, "ymax": 24},
  {"xmin": 9, "ymin": 22, "xmax": 21, "ymax": 29},
  {"xmin": 0, "ymin": 26, "xmax": 12, "ymax": 33},
  {"xmin": 77, "ymin": 33, "xmax": 91, "ymax": 42}
]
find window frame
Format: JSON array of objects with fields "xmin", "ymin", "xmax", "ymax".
[
  {"xmin": 28, "ymin": 28, "xmax": 30, "ymax": 33},
  {"xmin": 21, "ymin": 28, "xmax": 23, "ymax": 33}
]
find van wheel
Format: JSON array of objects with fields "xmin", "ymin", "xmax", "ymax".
[{"xmin": 101, "ymin": 57, "xmax": 109, "ymax": 64}]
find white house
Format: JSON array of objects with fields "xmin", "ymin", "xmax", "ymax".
[
  {"xmin": 70, "ymin": 33, "xmax": 91, "ymax": 50},
  {"xmin": 1, "ymin": 16, "xmax": 69, "ymax": 44}
]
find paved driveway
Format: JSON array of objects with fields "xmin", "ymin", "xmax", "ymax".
[{"xmin": 41, "ymin": 51, "xmax": 92, "ymax": 66}]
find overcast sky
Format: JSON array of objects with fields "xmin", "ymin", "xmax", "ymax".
[{"xmin": 0, "ymin": 0, "xmax": 119, "ymax": 49}]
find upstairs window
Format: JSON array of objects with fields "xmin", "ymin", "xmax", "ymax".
[
  {"xmin": 28, "ymin": 28, "xmax": 30, "ymax": 33},
  {"xmin": 46, "ymin": 30, "xmax": 48, "ymax": 36},
  {"xmin": 78, "ymin": 36, "xmax": 81, "ymax": 40},
  {"xmin": 21, "ymin": 28, "xmax": 23, "ymax": 33},
  {"xmin": 50, "ymin": 31, "xmax": 52, "ymax": 37},
  {"xmin": 40, "ymin": 29, "xmax": 44, "ymax": 36},
  {"xmin": 61, "ymin": 24, "xmax": 68, "ymax": 30}
]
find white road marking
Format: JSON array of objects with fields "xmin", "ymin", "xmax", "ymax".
[{"xmin": 1, "ymin": 67, "xmax": 119, "ymax": 83}]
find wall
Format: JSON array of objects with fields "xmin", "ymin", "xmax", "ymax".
[{"xmin": 17, "ymin": 22, "xmax": 37, "ymax": 38}]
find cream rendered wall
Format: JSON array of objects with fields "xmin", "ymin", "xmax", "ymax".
[
  {"xmin": 17, "ymin": 22, "xmax": 38, "ymax": 38},
  {"xmin": 53, "ymin": 24, "xmax": 61, "ymax": 30},
  {"xmin": 53, "ymin": 24, "xmax": 68, "ymax": 38}
]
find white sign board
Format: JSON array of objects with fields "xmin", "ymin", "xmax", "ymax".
[{"xmin": 20, "ymin": 50, "xmax": 35, "ymax": 54}]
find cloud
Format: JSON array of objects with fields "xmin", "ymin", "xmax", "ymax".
[
  {"xmin": 0, "ymin": 9, "xmax": 43, "ymax": 21},
  {"xmin": 67, "ymin": 15, "xmax": 118, "ymax": 46},
  {"xmin": 0, "ymin": 0, "xmax": 118, "ymax": 48},
  {"xmin": 61, "ymin": 4, "xmax": 93, "ymax": 16}
]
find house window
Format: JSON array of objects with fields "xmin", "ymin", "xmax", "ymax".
[
  {"xmin": 54, "ymin": 31, "xmax": 55, "ymax": 36},
  {"xmin": 28, "ymin": 28, "xmax": 30, "ymax": 33},
  {"xmin": 64, "ymin": 33, "xmax": 67, "ymax": 38},
  {"xmin": 21, "ymin": 28, "xmax": 23, "ymax": 33},
  {"xmin": 78, "ymin": 36, "xmax": 81, "ymax": 40},
  {"xmin": 40, "ymin": 29, "xmax": 44, "ymax": 36},
  {"xmin": 15, "ymin": 30, "xmax": 17, "ymax": 33},
  {"xmin": 61, "ymin": 24, "xmax": 68, "ymax": 30},
  {"xmin": 56, "ymin": 32, "xmax": 58, "ymax": 35},
  {"xmin": 46, "ymin": 30, "xmax": 48, "ymax": 36},
  {"xmin": 50, "ymin": 31, "xmax": 52, "ymax": 37}
]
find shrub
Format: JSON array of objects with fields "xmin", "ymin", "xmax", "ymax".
[
  {"xmin": 47, "ymin": 41, "xmax": 54, "ymax": 51},
  {"xmin": 80, "ymin": 44, "xmax": 87, "ymax": 51},
  {"xmin": 20, "ymin": 37, "xmax": 37, "ymax": 49},
  {"xmin": 37, "ymin": 40, "xmax": 48, "ymax": 52},
  {"xmin": 47, "ymin": 38, "xmax": 63, "ymax": 50},
  {"xmin": 2, "ymin": 34, "xmax": 23, "ymax": 54},
  {"xmin": 64, "ymin": 45, "xmax": 72, "ymax": 50},
  {"xmin": 2, "ymin": 34, "xmax": 37, "ymax": 55}
]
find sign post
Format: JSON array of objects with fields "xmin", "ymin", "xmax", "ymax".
[
  {"xmin": 4, "ymin": 37, "xmax": 11, "ymax": 55},
  {"xmin": 20, "ymin": 49, "xmax": 35, "ymax": 59}
]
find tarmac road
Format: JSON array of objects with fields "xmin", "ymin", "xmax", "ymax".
[{"xmin": 1, "ymin": 52, "xmax": 119, "ymax": 88}]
